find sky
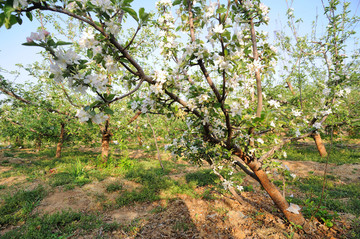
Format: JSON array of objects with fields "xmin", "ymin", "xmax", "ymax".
[{"xmin": 0, "ymin": 0, "xmax": 359, "ymax": 86}]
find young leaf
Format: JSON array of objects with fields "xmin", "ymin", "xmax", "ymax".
[
  {"xmin": 123, "ymin": 7, "xmax": 138, "ymax": 22},
  {"xmin": 104, "ymin": 108, "xmax": 114, "ymax": 115},
  {"xmin": 22, "ymin": 42, "xmax": 39, "ymax": 46},
  {"xmin": 55, "ymin": 41, "xmax": 73, "ymax": 46}
]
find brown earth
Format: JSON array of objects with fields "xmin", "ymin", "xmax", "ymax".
[{"xmin": 0, "ymin": 150, "xmax": 358, "ymax": 238}]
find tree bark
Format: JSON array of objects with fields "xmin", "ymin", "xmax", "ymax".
[
  {"xmin": 101, "ymin": 118, "xmax": 111, "ymax": 162},
  {"xmin": 312, "ymin": 132, "xmax": 328, "ymax": 157},
  {"xmin": 56, "ymin": 123, "xmax": 65, "ymax": 158},
  {"xmin": 234, "ymin": 150, "xmax": 306, "ymax": 226},
  {"xmin": 286, "ymin": 80, "xmax": 296, "ymax": 95}
]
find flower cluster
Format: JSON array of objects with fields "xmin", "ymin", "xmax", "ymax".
[
  {"xmin": 26, "ymin": 30, "xmax": 50, "ymax": 43},
  {"xmin": 76, "ymin": 109, "xmax": 109, "ymax": 124}
]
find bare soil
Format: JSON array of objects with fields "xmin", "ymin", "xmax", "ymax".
[{"xmin": 0, "ymin": 149, "xmax": 359, "ymax": 238}]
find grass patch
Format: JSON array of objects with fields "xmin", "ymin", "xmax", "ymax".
[
  {"xmin": 185, "ymin": 169, "xmax": 219, "ymax": 187},
  {"xmin": 106, "ymin": 182, "xmax": 124, "ymax": 192},
  {"xmin": 286, "ymin": 142, "xmax": 360, "ymax": 165},
  {"xmin": 116, "ymin": 164, "xmax": 198, "ymax": 207},
  {"xmin": 288, "ymin": 174, "xmax": 360, "ymax": 226},
  {"xmin": 0, "ymin": 186, "xmax": 46, "ymax": 226},
  {"xmin": 1, "ymin": 210, "xmax": 118, "ymax": 239}
]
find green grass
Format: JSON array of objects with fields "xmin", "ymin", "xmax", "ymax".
[
  {"xmin": 0, "ymin": 210, "xmax": 119, "ymax": 239},
  {"xmin": 115, "ymin": 163, "xmax": 199, "ymax": 207},
  {"xmin": 106, "ymin": 182, "xmax": 124, "ymax": 192},
  {"xmin": 285, "ymin": 142, "xmax": 360, "ymax": 165},
  {"xmin": 286, "ymin": 173, "xmax": 360, "ymax": 228},
  {"xmin": 185, "ymin": 169, "xmax": 219, "ymax": 187},
  {"xmin": 0, "ymin": 186, "xmax": 47, "ymax": 226}
]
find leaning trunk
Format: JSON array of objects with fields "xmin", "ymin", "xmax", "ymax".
[
  {"xmin": 101, "ymin": 118, "xmax": 111, "ymax": 162},
  {"xmin": 234, "ymin": 151, "xmax": 306, "ymax": 226},
  {"xmin": 56, "ymin": 123, "xmax": 65, "ymax": 158},
  {"xmin": 312, "ymin": 132, "xmax": 328, "ymax": 157}
]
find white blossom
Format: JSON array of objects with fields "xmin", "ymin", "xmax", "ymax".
[
  {"xmin": 268, "ymin": 99, "xmax": 280, "ymax": 109},
  {"xmin": 213, "ymin": 24, "xmax": 225, "ymax": 34},
  {"xmin": 270, "ymin": 121, "xmax": 276, "ymax": 127},
  {"xmin": 283, "ymin": 151, "xmax": 287, "ymax": 158},
  {"xmin": 92, "ymin": 112, "xmax": 109, "ymax": 124},
  {"xmin": 13, "ymin": 0, "xmax": 28, "ymax": 9},
  {"xmin": 222, "ymin": 179, "xmax": 233, "ymax": 190},
  {"xmin": 76, "ymin": 109, "xmax": 91, "ymax": 123},
  {"xmin": 257, "ymin": 138, "xmax": 264, "ymax": 144},
  {"xmin": 237, "ymin": 185, "xmax": 244, "ymax": 191},
  {"xmin": 313, "ymin": 122, "xmax": 322, "ymax": 129},
  {"xmin": 292, "ymin": 109, "xmax": 302, "ymax": 117}
]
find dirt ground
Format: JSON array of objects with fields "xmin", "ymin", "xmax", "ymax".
[{"xmin": 0, "ymin": 152, "xmax": 359, "ymax": 238}]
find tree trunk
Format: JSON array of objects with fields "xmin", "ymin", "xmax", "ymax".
[
  {"xmin": 136, "ymin": 125, "xmax": 143, "ymax": 146},
  {"xmin": 286, "ymin": 80, "xmax": 295, "ymax": 95},
  {"xmin": 312, "ymin": 132, "xmax": 328, "ymax": 157},
  {"xmin": 234, "ymin": 150, "xmax": 306, "ymax": 226},
  {"xmin": 35, "ymin": 137, "xmax": 42, "ymax": 152},
  {"xmin": 101, "ymin": 118, "xmax": 111, "ymax": 162},
  {"xmin": 56, "ymin": 123, "xmax": 65, "ymax": 158}
]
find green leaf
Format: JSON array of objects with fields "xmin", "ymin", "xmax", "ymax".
[
  {"xmin": 55, "ymin": 41, "xmax": 73, "ymax": 46},
  {"xmin": 139, "ymin": 7, "xmax": 145, "ymax": 19},
  {"xmin": 5, "ymin": 14, "xmax": 17, "ymax": 29},
  {"xmin": 22, "ymin": 42, "xmax": 39, "ymax": 46},
  {"xmin": 0, "ymin": 13, "xmax": 5, "ymax": 28},
  {"xmin": 16, "ymin": 16, "xmax": 22, "ymax": 25},
  {"xmin": 173, "ymin": 0, "xmax": 181, "ymax": 6},
  {"xmin": 216, "ymin": 7, "xmax": 227, "ymax": 14},
  {"xmin": 106, "ymin": 94, "xmax": 116, "ymax": 101},
  {"xmin": 104, "ymin": 108, "xmax": 114, "ymax": 115},
  {"xmin": 123, "ymin": 7, "xmax": 138, "ymax": 22},
  {"xmin": 4, "ymin": 5, "xmax": 15, "ymax": 18},
  {"xmin": 87, "ymin": 49, "xmax": 93, "ymax": 59},
  {"xmin": 47, "ymin": 39, "xmax": 56, "ymax": 47},
  {"xmin": 25, "ymin": 12, "xmax": 32, "ymax": 22}
]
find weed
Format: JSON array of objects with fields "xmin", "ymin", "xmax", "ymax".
[
  {"xmin": 243, "ymin": 185, "xmax": 254, "ymax": 192},
  {"xmin": 1, "ymin": 210, "xmax": 115, "ymax": 238},
  {"xmin": 185, "ymin": 169, "xmax": 219, "ymax": 187},
  {"xmin": 3, "ymin": 152, "xmax": 14, "ymax": 157},
  {"xmin": 150, "ymin": 205, "xmax": 167, "ymax": 214},
  {"xmin": 106, "ymin": 182, "xmax": 123, "ymax": 192},
  {"xmin": 117, "ymin": 187, "xmax": 159, "ymax": 207},
  {"xmin": 348, "ymin": 218, "xmax": 360, "ymax": 239},
  {"xmin": 0, "ymin": 186, "xmax": 46, "ymax": 226},
  {"xmin": 200, "ymin": 188, "xmax": 217, "ymax": 200},
  {"xmin": 1, "ymin": 159, "xmax": 10, "ymax": 164},
  {"xmin": 0, "ymin": 185, "xmax": 6, "ymax": 190},
  {"xmin": 173, "ymin": 221, "xmax": 190, "ymax": 231},
  {"xmin": 120, "ymin": 218, "xmax": 142, "ymax": 235},
  {"xmin": 302, "ymin": 199, "xmax": 338, "ymax": 227}
]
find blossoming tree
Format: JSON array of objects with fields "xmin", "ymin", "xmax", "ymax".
[{"xmin": 1, "ymin": 0, "xmax": 358, "ymax": 226}]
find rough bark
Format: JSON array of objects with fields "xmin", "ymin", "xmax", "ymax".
[
  {"xmin": 101, "ymin": 118, "xmax": 111, "ymax": 162},
  {"xmin": 312, "ymin": 132, "xmax": 328, "ymax": 157},
  {"xmin": 234, "ymin": 150, "xmax": 306, "ymax": 226},
  {"xmin": 56, "ymin": 123, "xmax": 65, "ymax": 158}
]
